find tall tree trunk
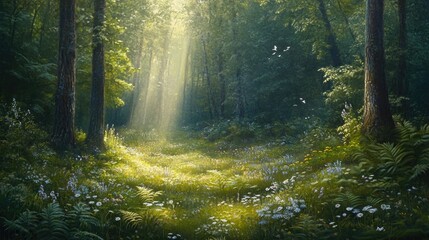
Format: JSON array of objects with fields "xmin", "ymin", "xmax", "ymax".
[
  {"xmin": 201, "ymin": 36, "xmax": 218, "ymax": 118},
  {"xmin": 396, "ymin": 0, "xmax": 408, "ymax": 116},
  {"xmin": 52, "ymin": 0, "xmax": 76, "ymax": 149},
  {"xmin": 362, "ymin": 0, "xmax": 394, "ymax": 141},
  {"xmin": 336, "ymin": 0, "xmax": 364, "ymax": 60},
  {"xmin": 317, "ymin": 0, "xmax": 342, "ymax": 67},
  {"xmin": 87, "ymin": 0, "xmax": 106, "ymax": 149},
  {"xmin": 235, "ymin": 68, "xmax": 245, "ymax": 120},
  {"xmin": 217, "ymin": 51, "xmax": 226, "ymax": 118}
]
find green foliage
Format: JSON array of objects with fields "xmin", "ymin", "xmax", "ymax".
[
  {"xmin": 4, "ymin": 203, "xmax": 102, "ymax": 240},
  {"xmin": 0, "ymin": 100, "xmax": 49, "ymax": 167},
  {"xmin": 321, "ymin": 60, "xmax": 364, "ymax": 123},
  {"xmin": 353, "ymin": 121, "xmax": 429, "ymax": 183}
]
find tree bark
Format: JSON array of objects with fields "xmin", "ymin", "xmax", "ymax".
[
  {"xmin": 87, "ymin": 0, "xmax": 106, "ymax": 149},
  {"xmin": 362, "ymin": 0, "xmax": 395, "ymax": 141},
  {"xmin": 317, "ymin": 0, "xmax": 342, "ymax": 67},
  {"xmin": 52, "ymin": 0, "xmax": 76, "ymax": 149},
  {"xmin": 396, "ymin": 0, "xmax": 408, "ymax": 115}
]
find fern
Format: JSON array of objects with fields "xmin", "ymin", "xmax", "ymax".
[
  {"xmin": 120, "ymin": 210, "xmax": 144, "ymax": 229},
  {"xmin": 335, "ymin": 192, "xmax": 363, "ymax": 208},
  {"xmin": 66, "ymin": 203, "xmax": 99, "ymax": 230},
  {"xmin": 376, "ymin": 143, "xmax": 413, "ymax": 176},
  {"xmin": 37, "ymin": 203, "xmax": 69, "ymax": 239},
  {"xmin": 4, "ymin": 210, "xmax": 38, "ymax": 238},
  {"xmin": 136, "ymin": 186, "xmax": 162, "ymax": 202}
]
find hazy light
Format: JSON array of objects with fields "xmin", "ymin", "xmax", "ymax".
[{"xmin": 131, "ymin": 0, "xmax": 190, "ymax": 134}]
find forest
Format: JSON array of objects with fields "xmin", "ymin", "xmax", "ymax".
[{"xmin": 1, "ymin": 0, "xmax": 429, "ymax": 239}]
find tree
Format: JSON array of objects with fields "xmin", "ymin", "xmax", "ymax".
[
  {"xmin": 317, "ymin": 0, "xmax": 342, "ymax": 67},
  {"xmin": 87, "ymin": 0, "xmax": 106, "ymax": 149},
  {"xmin": 395, "ymin": 0, "xmax": 408, "ymax": 115},
  {"xmin": 52, "ymin": 0, "xmax": 77, "ymax": 149},
  {"xmin": 362, "ymin": 0, "xmax": 395, "ymax": 141}
]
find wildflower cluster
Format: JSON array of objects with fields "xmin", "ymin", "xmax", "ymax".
[
  {"xmin": 257, "ymin": 197, "xmax": 306, "ymax": 224},
  {"xmin": 195, "ymin": 216, "xmax": 236, "ymax": 238},
  {"xmin": 167, "ymin": 232, "xmax": 182, "ymax": 239}
]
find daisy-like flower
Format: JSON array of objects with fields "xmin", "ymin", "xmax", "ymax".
[
  {"xmin": 96, "ymin": 202, "xmax": 102, "ymax": 207},
  {"xmin": 335, "ymin": 204, "xmax": 341, "ymax": 208},
  {"xmin": 115, "ymin": 217, "xmax": 121, "ymax": 221},
  {"xmin": 356, "ymin": 213, "xmax": 364, "ymax": 218}
]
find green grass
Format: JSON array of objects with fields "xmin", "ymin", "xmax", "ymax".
[{"xmin": 2, "ymin": 125, "xmax": 429, "ymax": 239}]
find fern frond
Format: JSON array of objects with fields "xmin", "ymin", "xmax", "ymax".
[
  {"xmin": 136, "ymin": 186, "xmax": 162, "ymax": 202},
  {"xmin": 120, "ymin": 210, "xmax": 144, "ymax": 229},
  {"xmin": 410, "ymin": 164, "xmax": 429, "ymax": 180},
  {"xmin": 67, "ymin": 203, "xmax": 99, "ymax": 230},
  {"xmin": 335, "ymin": 192, "xmax": 362, "ymax": 207},
  {"xmin": 37, "ymin": 203, "xmax": 69, "ymax": 239},
  {"xmin": 4, "ymin": 210, "xmax": 38, "ymax": 237}
]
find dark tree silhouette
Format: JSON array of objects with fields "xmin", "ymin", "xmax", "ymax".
[
  {"xmin": 87, "ymin": 0, "xmax": 106, "ymax": 149},
  {"xmin": 52, "ymin": 0, "xmax": 77, "ymax": 149}
]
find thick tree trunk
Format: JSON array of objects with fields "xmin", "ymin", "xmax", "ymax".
[
  {"xmin": 87, "ymin": 0, "xmax": 106, "ymax": 149},
  {"xmin": 52, "ymin": 0, "xmax": 76, "ymax": 149},
  {"xmin": 317, "ymin": 0, "xmax": 342, "ymax": 67},
  {"xmin": 362, "ymin": 0, "xmax": 395, "ymax": 141}
]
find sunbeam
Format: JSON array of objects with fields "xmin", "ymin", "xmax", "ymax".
[{"xmin": 130, "ymin": 0, "xmax": 190, "ymax": 133}]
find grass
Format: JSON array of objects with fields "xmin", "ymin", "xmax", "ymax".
[{"xmin": 2, "ymin": 120, "xmax": 429, "ymax": 239}]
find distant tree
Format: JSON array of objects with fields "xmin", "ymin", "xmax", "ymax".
[
  {"xmin": 87, "ymin": 0, "xmax": 106, "ymax": 149},
  {"xmin": 317, "ymin": 0, "xmax": 342, "ymax": 67},
  {"xmin": 395, "ymin": 0, "xmax": 408, "ymax": 115},
  {"xmin": 52, "ymin": 0, "xmax": 77, "ymax": 149},
  {"xmin": 362, "ymin": 0, "xmax": 395, "ymax": 141}
]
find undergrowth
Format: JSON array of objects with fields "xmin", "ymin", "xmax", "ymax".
[{"xmin": 1, "ymin": 100, "xmax": 429, "ymax": 239}]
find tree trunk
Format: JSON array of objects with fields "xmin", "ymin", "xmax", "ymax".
[
  {"xmin": 362, "ymin": 0, "xmax": 395, "ymax": 141},
  {"xmin": 317, "ymin": 0, "xmax": 342, "ymax": 67},
  {"xmin": 396, "ymin": 0, "xmax": 408, "ymax": 116},
  {"xmin": 87, "ymin": 0, "xmax": 106, "ymax": 149},
  {"xmin": 217, "ymin": 51, "xmax": 226, "ymax": 118},
  {"xmin": 201, "ymin": 36, "xmax": 218, "ymax": 118},
  {"xmin": 52, "ymin": 0, "xmax": 76, "ymax": 149}
]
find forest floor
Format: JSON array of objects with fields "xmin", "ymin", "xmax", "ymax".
[
  {"xmin": 108, "ymin": 131, "xmax": 309, "ymax": 239},
  {"xmin": 3, "ymin": 126, "xmax": 429, "ymax": 239}
]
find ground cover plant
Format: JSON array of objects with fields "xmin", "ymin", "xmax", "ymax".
[{"xmin": 1, "ymin": 101, "xmax": 429, "ymax": 239}]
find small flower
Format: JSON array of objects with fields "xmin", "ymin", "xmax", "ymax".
[
  {"xmin": 335, "ymin": 204, "xmax": 341, "ymax": 208},
  {"xmin": 346, "ymin": 207, "xmax": 353, "ymax": 211},
  {"xmin": 74, "ymin": 193, "xmax": 81, "ymax": 198},
  {"xmin": 115, "ymin": 216, "xmax": 121, "ymax": 221},
  {"xmin": 89, "ymin": 201, "xmax": 95, "ymax": 205},
  {"xmin": 368, "ymin": 208, "xmax": 377, "ymax": 214},
  {"xmin": 362, "ymin": 205, "xmax": 372, "ymax": 211},
  {"xmin": 342, "ymin": 213, "xmax": 347, "ymax": 217},
  {"xmin": 376, "ymin": 226, "xmax": 385, "ymax": 231},
  {"xmin": 96, "ymin": 202, "xmax": 102, "ymax": 207},
  {"xmin": 356, "ymin": 213, "xmax": 364, "ymax": 218},
  {"xmin": 381, "ymin": 204, "xmax": 391, "ymax": 210}
]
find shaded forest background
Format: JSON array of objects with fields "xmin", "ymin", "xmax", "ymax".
[{"xmin": 1, "ymin": 0, "xmax": 428, "ymax": 132}]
